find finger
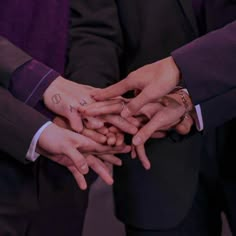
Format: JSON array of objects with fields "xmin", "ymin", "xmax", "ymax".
[
  {"xmin": 88, "ymin": 144, "xmax": 132, "ymax": 156},
  {"xmin": 151, "ymin": 131, "xmax": 167, "ymax": 138},
  {"xmin": 49, "ymin": 154, "xmax": 74, "ymax": 167},
  {"xmin": 64, "ymin": 147, "xmax": 89, "ymax": 175},
  {"xmin": 91, "ymin": 79, "xmax": 133, "ymax": 101},
  {"xmin": 135, "ymin": 145, "xmax": 151, "ymax": 170},
  {"xmin": 109, "ymin": 126, "xmax": 120, "ymax": 133},
  {"xmin": 53, "ymin": 116, "xmax": 71, "ymax": 129},
  {"xmin": 107, "ymin": 132, "xmax": 117, "ymax": 146},
  {"xmin": 87, "ymin": 155, "xmax": 114, "ymax": 185},
  {"xmin": 125, "ymin": 116, "xmax": 142, "ymax": 127},
  {"xmin": 131, "ymin": 145, "xmax": 137, "ymax": 159},
  {"xmin": 98, "ymin": 154, "xmax": 122, "ymax": 166},
  {"xmin": 97, "ymin": 127, "xmax": 109, "ymax": 135},
  {"xmin": 83, "ymin": 116, "xmax": 104, "ymax": 129},
  {"xmin": 121, "ymin": 85, "xmax": 157, "ymax": 118},
  {"xmin": 115, "ymin": 133, "xmax": 125, "ymax": 146},
  {"xmin": 133, "ymin": 106, "xmax": 185, "ymax": 145},
  {"xmin": 132, "ymin": 112, "xmax": 168, "ymax": 146},
  {"xmin": 100, "ymin": 145, "xmax": 131, "ymax": 155},
  {"xmin": 133, "ymin": 116, "xmax": 149, "ymax": 126},
  {"xmin": 104, "ymin": 115, "xmax": 138, "ymax": 135},
  {"xmin": 68, "ymin": 166, "xmax": 88, "ymax": 190},
  {"xmin": 85, "ymin": 103, "xmax": 124, "ymax": 116},
  {"xmin": 138, "ymin": 103, "xmax": 163, "ymax": 119},
  {"xmin": 67, "ymin": 110, "xmax": 84, "ymax": 133},
  {"xmin": 175, "ymin": 114, "xmax": 194, "ymax": 135},
  {"xmin": 81, "ymin": 100, "xmax": 124, "ymax": 116},
  {"xmin": 82, "ymin": 128, "xmax": 107, "ymax": 144}
]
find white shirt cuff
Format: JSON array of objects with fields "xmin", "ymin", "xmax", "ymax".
[
  {"xmin": 26, "ymin": 121, "xmax": 52, "ymax": 162},
  {"xmin": 194, "ymin": 104, "xmax": 204, "ymax": 131},
  {"xmin": 181, "ymin": 88, "xmax": 204, "ymax": 131}
]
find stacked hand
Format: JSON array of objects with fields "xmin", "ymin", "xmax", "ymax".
[
  {"xmin": 81, "ymin": 90, "xmax": 195, "ymax": 169},
  {"xmin": 36, "ymin": 56, "xmax": 196, "ymax": 189},
  {"xmin": 37, "ymin": 77, "xmax": 137, "ymax": 189}
]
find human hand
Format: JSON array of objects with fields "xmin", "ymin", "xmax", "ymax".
[
  {"xmin": 37, "ymin": 123, "xmax": 130, "ymax": 189},
  {"xmin": 79, "ymin": 100, "xmax": 151, "ymax": 169},
  {"xmin": 132, "ymin": 90, "xmax": 194, "ymax": 145},
  {"xmin": 43, "ymin": 76, "xmax": 105, "ymax": 132},
  {"xmin": 80, "ymin": 99, "xmax": 141, "ymax": 134},
  {"xmin": 91, "ymin": 56, "xmax": 181, "ymax": 118}
]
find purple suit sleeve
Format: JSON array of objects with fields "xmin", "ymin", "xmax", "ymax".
[
  {"xmin": 9, "ymin": 59, "xmax": 59, "ymax": 119},
  {"xmin": 172, "ymin": 21, "xmax": 236, "ymax": 129}
]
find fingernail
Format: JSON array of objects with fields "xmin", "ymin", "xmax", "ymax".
[
  {"xmin": 131, "ymin": 127, "xmax": 138, "ymax": 134},
  {"xmin": 133, "ymin": 136, "xmax": 142, "ymax": 146},
  {"xmin": 118, "ymin": 160, "xmax": 122, "ymax": 166},
  {"xmin": 144, "ymin": 162, "xmax": 151, "ymax": 170},
  {"xmin": 81, "ymin": 164, "xmax": 88, "ymax": 173}
]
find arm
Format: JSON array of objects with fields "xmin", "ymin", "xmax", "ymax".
[
  {"xmin": 0, "ymin": 36, "xmax": 59, "ymax": 118},
  {"xmin": 66, "ymin": 0, "xmax": 123, "ymax": 88},
  {"xmin": 0, "ymin": 36, "xmax": 31, "ymax": 88},
  {"xmin": 0, "ymin": 87, "xmax": 49, "ymax": 163},
  {"xmin": 92, "ymin": 21, "xmax": 236, "ymax": 131},
  {"xmin": 172, "ymin": 21, "xmax": 236, "ymax": 129}
]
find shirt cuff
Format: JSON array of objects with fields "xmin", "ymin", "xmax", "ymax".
[
  {"xmin": 194, "ymin": 104, "xmax": 204, "ymax": 131},
  {"xmin": 9, "ymin": 59, "xmax": 59, "ymax": 107},
  {"xmin": 26, "ymin": 121, "xmax": 52, "ymax": 162},
  {"xmin": 182, "ymin": 88, "xmax": 204, "ymax": 131}
]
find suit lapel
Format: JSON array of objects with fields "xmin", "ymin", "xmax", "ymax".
[{"xmin": 178, "ymin": 0, "xmax": 199, "ymax": 36}]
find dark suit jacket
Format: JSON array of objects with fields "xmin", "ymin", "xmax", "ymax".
[
  {"xmin": 0, "ymin": 4, "xmax": 91, "ymax": 217},
  {"xmin": 66, "ymin": 0, "xmax": 236, "ymax": 230},
  {"xmin": 173, "ymin": 1, "xmax": 236, "ymax": 130},
  {"xmin": 67, "ymin": 0, "xmax": 205, "ymax": 230}
]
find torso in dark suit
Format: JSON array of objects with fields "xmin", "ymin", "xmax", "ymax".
[
  {"xmin": 67, "ymin": 0, "xmax": 236, "ymax": 231},
  {"xmin": 113, "ymin": 0, "xmax": 205, "ymax": 229},
  {"xmin": 0, "ymin": 1, "xmax": 96, "ymax": 234}
]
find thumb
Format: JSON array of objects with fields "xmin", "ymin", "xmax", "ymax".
[
  {"xmin": 121, "ymin": 86, "xmax": 157, "ymax": 118},
  {"xmin": 91, "ymin": 78, "xmax": 133, "ymax": 101}
]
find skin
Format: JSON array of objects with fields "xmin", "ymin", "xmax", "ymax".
[
  {"xmin": 37, "ymin": 121, "xmax": 131, "ymax": 190},
  {"xmin": 81, "ymin": 91, "xmax": 194, "ymax": 169},
  {"xmin": 90, "ymin": 56, "xmax": 196, "ymax": 145}
]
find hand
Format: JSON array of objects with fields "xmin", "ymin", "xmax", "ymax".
[
  {"xmin": 132, "ymin": 92, "xmax": 194, "ymax": 145},
  {"xmin": 80, "ymin": 99, "xmax": 141, "ymax": 134},
  {"xmin": 54, "ymin": 116, "xmax": 107, "ymax": 144},
  {"xmin": 53, "ymin": 116, "xmax": 125, "ymax": 184},
  {"xmin": 91, "ymin": 56, "xmax": 181, "ymax": 118},
  {"xmin": 80, "ymin": 100, "xmax": 151, "ymax": 169},
  {"xmin": 37, "ymin": 123, "xmax": 131, "ymax": 189},
  {"xmin": 43, "ymin": 76, "xmax": 104, "ymax": 132}
]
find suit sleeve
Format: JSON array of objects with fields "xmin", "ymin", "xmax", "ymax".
[
  {"xmin": 65, "ymin": 0, "xmax": 123, "ymax": 88},
  {"xmin": 0, "ymin": 36, "xmax": 32, "ymax": 88},
  {"xmin": 0, "ymin": 87, "xmax": 49, "ymax": 163},
  {"xmin": 0, "ymin": 37, "xmax": 58, "ymax": 118},
  {"xmin": 172, "ymin": 21, "xmax": 236, "ymax": 129}
]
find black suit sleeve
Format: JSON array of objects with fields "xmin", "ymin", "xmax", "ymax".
[
  {"xmin": 0, "ymin": 87, "xmax": 49, "ymax": 163},
  {"xmin": 66, "ymin": 0, "xmax": 123, "ymax": 88},
  {"xmin": 0, "ymin": 36, "xmax": 32, "ymax": 88},
  {"xmin": 172, "ymin": 21, "xmax": 236, "ymax": 129}
]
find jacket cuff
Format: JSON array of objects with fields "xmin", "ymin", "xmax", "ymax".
[{"xmin": 10, "ymin": 59, "xmax": 59, "ymax": 107}]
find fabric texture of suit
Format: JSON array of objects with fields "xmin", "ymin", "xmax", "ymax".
[
  {"xmin": 67, "ymin": 0, "xmax": 205, "ymax": 230},
  {"xmin": 67, "ymin": 0, "xmax": 236, "ymax": 232},
  {"xmin": 172, "ymin": 1, "xmax": 236, "ymax": 129},
  {"xmin": 0, "ymin": 1, "xmax": 95, "ymax": 235}
]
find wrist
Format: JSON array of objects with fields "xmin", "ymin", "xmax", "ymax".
[
  {"xmin": 166, "ymin": 89, "xmax": 194, "ymax": 112},
  {"xmin": 43, "ymin": 76, "xmax": 65, "ymax": 100}
]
